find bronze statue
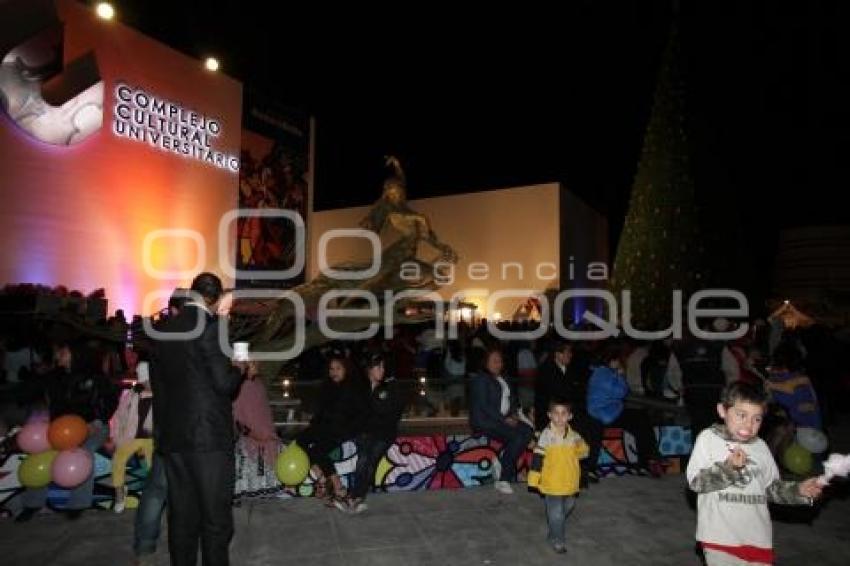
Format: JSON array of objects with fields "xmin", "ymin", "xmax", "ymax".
[
  {"xmin": 350, "ymin": 155, "xmax": 457, "ymax": 292},
  {"xmin": 232, "ymin": 156, "xmax": 457, "ymax": 372}
]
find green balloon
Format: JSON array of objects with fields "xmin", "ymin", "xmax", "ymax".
[
  {"xmin": 275, "ymin": 443, "xmax": 310, "ymax": 486},
  {"xmin": 783, "ymin": 443, "xmax": 813, "ymax": 476},
  {"xmin": 18, "ymin": 450, "xmax": 58, "ymax": 488}
]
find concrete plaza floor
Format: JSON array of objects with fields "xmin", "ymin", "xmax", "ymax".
[{"xmin": 4, "ymin": 469, "xmax": 849, "ymax": 566}]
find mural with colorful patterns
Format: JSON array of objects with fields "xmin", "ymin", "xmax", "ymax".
[
  {"xmin": 1, "ymin": 426, "xmax": 692, "ymax": 512},
  {"xmin": 598, "ymin": 426, "xmax": 693, "ymax": 477}
]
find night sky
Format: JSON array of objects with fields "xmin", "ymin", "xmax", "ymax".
[{"xmin": 117, "ymin": 0, "xmax": 848, "ymax": 310}]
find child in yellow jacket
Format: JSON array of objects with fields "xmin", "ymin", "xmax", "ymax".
[{"xmin": 528, "ymin": 398, "xmax": 589, "ymax": 554}]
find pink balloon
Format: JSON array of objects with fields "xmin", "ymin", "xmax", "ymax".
[
  {"xmin": 17, "ymin": 422, "xmax": 51, "ymax": 454},
  {"xmin": 51, "ymin": 448, "xmax": 93, "ymax": 488}
]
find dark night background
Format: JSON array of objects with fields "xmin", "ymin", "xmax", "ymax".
[{"xmin": 113, "ymin": 0, "xmax": 849, "ymax": 315}]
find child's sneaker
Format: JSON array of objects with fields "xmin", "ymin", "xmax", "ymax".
[
  {"xmin": 114, "ymin": 485, "xmax": 128, "ymax": 513},
  {"xmin": 494, "ymin": 480, "xmax": 514, "ymax": 495},
  {"xmin": 551, "ymin": 542, "xmax": 567, "ymax": 554}
]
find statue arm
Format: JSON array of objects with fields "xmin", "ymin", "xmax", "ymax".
[
  {"xmin": 359, "ymin": 206, "xmax": 384, "ymax": 232},
  {"xmin": 415, "ymin": 213, "xmax": 457, "ymax": 263}
]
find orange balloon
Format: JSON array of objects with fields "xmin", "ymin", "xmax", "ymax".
[{"xmin": 48, "ymin": 415, "xmax": 88, "ymax": 450}]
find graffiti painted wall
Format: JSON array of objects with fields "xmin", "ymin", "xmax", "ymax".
[{"xmin": 1, "ymin": 426, "xmax": 692, "ymax": 511}]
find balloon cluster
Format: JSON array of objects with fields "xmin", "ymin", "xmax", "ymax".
[{"xmin": 16, "ymin": 415, "xmax": 93, "ymax": 489}]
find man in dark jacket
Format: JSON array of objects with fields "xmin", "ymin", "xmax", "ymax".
[
  {"xmin": 534, "ymin": 342, "xmax": 584, "ymax": 431},
  {"xmin": 673, "ymin": 332, "xmax": 726, "ymax": 437},
  {"xmin": 133, "ymin": 288, "xmax": 191, "ymax": 562},
  {"xmin": 150, "ymin": 273, "xmax": 245, "ymax": 566}
]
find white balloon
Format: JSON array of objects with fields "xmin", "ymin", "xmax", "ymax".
[{"xmin": 796, "ymin": 427, "xmax": 828, "ymax": 454}]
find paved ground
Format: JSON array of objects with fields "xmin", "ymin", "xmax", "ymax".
[{"xmin": 3, "ymin": 470, "xmax": 850, "ymax": 566}]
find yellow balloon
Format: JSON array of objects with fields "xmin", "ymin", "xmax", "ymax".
[
  {"xmin": 275, "ymin": 443, "xmax": 309, "ymax": 486},
  {"xmin": 18, "ymin": 450, "xmax": 58, "ymax": 488}
]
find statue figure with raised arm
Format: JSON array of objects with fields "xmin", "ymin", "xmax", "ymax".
[{"xmin": 236, "ymin": 156, "xmax": 457, "ymax": 359}]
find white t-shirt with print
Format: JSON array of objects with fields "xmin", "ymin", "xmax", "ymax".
[{"xmin": 686, "ymin": 428, "xmax": 780, "ymax": 550}]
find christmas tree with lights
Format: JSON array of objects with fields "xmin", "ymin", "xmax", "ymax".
[{"xmin": 610, "ymin": 23, "xmax": 706, "ymax": 330}]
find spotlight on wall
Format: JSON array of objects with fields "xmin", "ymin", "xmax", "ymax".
[
  {"xmin": 204, "ymin": 57, "xmax": 220, "ymax": 72},
  {"xmin": 95, "ymin": 2, "xmax": 115, "ymax": 20}
]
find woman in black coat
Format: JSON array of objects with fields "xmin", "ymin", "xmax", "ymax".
[{"xmin": 297, "ymin": 353, "xmax": 368, "ymax": 505}]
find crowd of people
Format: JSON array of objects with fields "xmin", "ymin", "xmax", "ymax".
[{"xmin": 1, "ymin": 272, "xmax": 845, "ymax": 565}]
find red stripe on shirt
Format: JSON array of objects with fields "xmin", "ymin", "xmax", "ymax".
[{"xmin": 701, "ymin": 541, "xmax": 775, "ymax": 564}]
